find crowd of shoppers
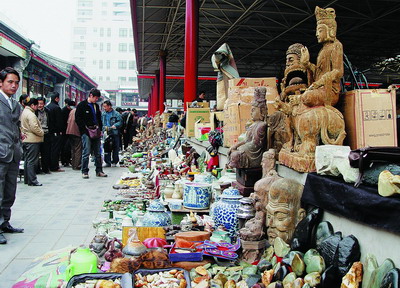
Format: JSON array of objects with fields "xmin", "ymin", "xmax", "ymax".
[{"xmin": 0, "ymin": 67, "xmax": 147, "ymax": 244}]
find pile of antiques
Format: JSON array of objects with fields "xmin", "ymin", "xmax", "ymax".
[{"xmin": 25, "ymin": 5, "xmax": 400, "ymax": 288}]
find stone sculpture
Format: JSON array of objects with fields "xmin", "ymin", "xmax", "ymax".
[
  {"xmin": 266, "ymin": 178, "xmax": 305, "ymax": 245},
  {"xmin": 378, "ymin": 170, "xmax": 400, "ymax": 197},
  {"xmin": 276, "ymin": 6, "xmax": 346, "ymax": 172},
  {"xmin": 228, "ymin": 87, "xmax": 268, "ymax": 169},
  {"xmin": 238, "ymin": 207, "xmax": 265, "ymax": 241},
  {"xmin": 251, "ymin": 149, "xmax": 281, "ymax": 215}
]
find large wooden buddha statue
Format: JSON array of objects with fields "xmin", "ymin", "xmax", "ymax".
[{"xmin": 277, "ymin": 6, "xmax": 346, "ymax": 172}]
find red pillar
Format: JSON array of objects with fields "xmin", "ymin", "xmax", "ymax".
[
  {"xmin": 148, "ymin": 86, "xmax": 153, "ymax": 117},
  {"xmin": 159, "ymin": 50, "xmax": 167, "ymax": 113},
  {"xmin": 183, "ymin": 0, "xmax": 199, "ymax": 110},
  {"xmin": 154, "ymin": 71, "xmax": 160, "ymax": 115}
]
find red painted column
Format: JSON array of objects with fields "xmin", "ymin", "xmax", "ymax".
[
  {"xmin": 183, "ymin": 0, "xmax": 199, "ymax": 110},
  {"xmin": 153, "ymin": 71, "xmax": 160, "ymax": 116},
  {"xmin": 159, "ymin": 50, "xmax": 167, "ymax": 113},
  {"xmin": 148, "ymin": 86, "xmax": 153, "ymax": 117}
]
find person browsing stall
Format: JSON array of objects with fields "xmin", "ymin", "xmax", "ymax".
[
  {"xmin": 75, "ymin": 88, "xmax": 107, "ymax": 179},
  {"xmin": 102, "ymin": 100, "xmax": 123, "ymax": 167}
]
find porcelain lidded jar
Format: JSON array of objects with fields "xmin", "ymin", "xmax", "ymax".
[
  {"xmin": 183, "ymin": 182, "xmax": 212, "ymax": 209},
  {"xmin": 213, "ymin": 187, "xmax": 243, "ymax": 237},
  {"xmin": 142, "ymin": 199, "xmax": 172, "ymax": 227}
]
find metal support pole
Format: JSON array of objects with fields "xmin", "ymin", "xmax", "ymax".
[
  {"xmin": 159, "ymin": 50, "xmax": 167, "ymax": 113},
  {"xmin": 183, "ymin": 0, "xmax": 199, "ymax": 110}
]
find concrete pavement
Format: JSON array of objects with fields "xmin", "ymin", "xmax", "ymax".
[{"xmin": 0, "ymin": 163, "xmax": 124, "ymax": 287}]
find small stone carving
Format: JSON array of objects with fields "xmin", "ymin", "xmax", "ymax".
[
  {"xmin": 266, "ymin": 178, "xmax": 305, "ymax": 245},
  {"xmin": 341, "ymin": 262, "xmax": 363, "ymax": 288},
  {"xmin": 315, "ymin": 145, "xmax": 360, "ymax": 183},
  {"xmin": 238, "ymin": 210, "xmax": 265, "ymax": 241},
  {"xmin": 276, "ymin": 6, "xmax": 346, "ymax": 173},
  {"xmin": 378, "ymin": 170, "xmax": 400, "ymax": 197},
  {"xmin": 228, "ymin": 87, "xmax": 268, "ymax": 169}
]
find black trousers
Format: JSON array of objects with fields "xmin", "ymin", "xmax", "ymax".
[
  {"xmin": 38, "ymin": 133, "xmax": 51, "ymax": 173},
  {"xmin": 49, "ymin": 133, "xmax": 62, "ymax": 171},
  {"xmin": 23, "ymin": 143, "xmax": 40, "ymax": 185},
  {"xmin": 60, "ymin": 134, "xmax": 71, "ymax": 166}
]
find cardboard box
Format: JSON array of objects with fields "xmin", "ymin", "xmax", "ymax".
[
  {"xmin": 194, "ymin": 121, "xmax": 212, "ymax": 140},
  {"xmin": 228, "ymin": 77, "xmax": 279, "ymax": 114},
  {"xmin": 343, "ymin": 89, "xmax": 397, "ymax": 149},
  {"xmin": 185, "ymin": 107, "xmax": 210, "ymax": 137},
  {"xmin": 223, "ymin": 101, "xmax": 252, "ymax": 148},
  {"xmin": 210, "ymin": 111, "xmax": 224, "ymax": 130},
  {"xmin": 187, "ymin": 101, "xmax": 210, "ymax": 108}
]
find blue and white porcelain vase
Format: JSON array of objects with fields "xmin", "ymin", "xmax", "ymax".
[
  {"xmin": 213, "ymin": 187, "xmax": 243, "ymax": 237},
  {"xmin": 142, "ymin": 199, "xmax": 171, "ymax": 227},
  {"xmin": 183, "ymin": 182, "xmax": 212, "ymax": 209}
]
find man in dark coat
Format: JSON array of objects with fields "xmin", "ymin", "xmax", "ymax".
[
  {"xmin": 75, "ymin": 88, "xmax": 107, "ymax": 179},
  {"xmin": 60, "ymin": 99, "xmax": 75, "ymax": 167},
  {"xmin": 46, "ymin": 91, "xmax": 64, "ymax": 172}
]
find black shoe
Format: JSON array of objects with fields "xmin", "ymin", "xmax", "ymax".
[
  {"xmin": 28, "ymin": 183, "xmax": 43, "ymax": 186},
  {"xmin": 0, "ymin": 233, "xmax": 6, "ymax": 244},
  {"xmin": 1, "ymin": 224, "xmax": 24, "ymax": 233}
]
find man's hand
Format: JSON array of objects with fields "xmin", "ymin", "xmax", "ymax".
[{"xmin": 111, "ymin": 125, "xmax": 116, "ymax": 129}]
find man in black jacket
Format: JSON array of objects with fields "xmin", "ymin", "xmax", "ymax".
[
  {"xmin": 60, "ymin": 99, "xmax": 75, "ymax": 167},
  {"xmin": 46, "ymin": 92, "xmax": 64, "ymax": 172},
  {"xmin": 36, "ymin": 96, "xmax": 51, "ymax": 174},
  {"xmin": 75, "ymin": 88, "xmax": 107, "ymax": 179}
]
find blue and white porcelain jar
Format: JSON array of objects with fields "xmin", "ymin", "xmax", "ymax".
[
  {"xmin": 183, "ymin": 182, "xmax": 212, "ymax": 209},
  {"xmin": 142, "ymin": 199, "xmax": 171, "ymax": 227},
  {"xmin": 212, "ymin": 187, "xmax": 243, "ymax": 237}
]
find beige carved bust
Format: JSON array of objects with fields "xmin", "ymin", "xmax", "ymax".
[
  {"xmin": 252, "ymin": 149, "xmax": 281, "ymax": 213},
  {"xmin": 266, "ymin": 178, "xmax": 305, "ymax": 245}
]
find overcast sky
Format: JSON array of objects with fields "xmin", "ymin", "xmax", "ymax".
[{"xmin": 0, "ymin": 0, "xmax": 74, "ymax": 61}]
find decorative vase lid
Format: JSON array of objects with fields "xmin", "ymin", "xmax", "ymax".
[
  {"xmin": 220, "ymin": 187, "xmax": 243, "ymax": 199},
  {"xmin": 148, "ymin": 199, "xmax": 166, "ymax": 212},
  {"xmin": 239, "ymin": 197, "xmax": 255, "ymax": 205}
]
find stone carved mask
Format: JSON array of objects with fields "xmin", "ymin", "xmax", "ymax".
[{"xmin": 266, "ymin": 178, "xmax": 305, "ymax": 245}]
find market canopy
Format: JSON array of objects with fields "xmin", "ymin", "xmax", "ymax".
[{"xmin": 131, "ymin": 0, "xmax": 400, "ymax": 100}]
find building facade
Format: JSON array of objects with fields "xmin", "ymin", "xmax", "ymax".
[{"xmin": 71, "ymin": 0, "xmax": 139, "ymax": 107}]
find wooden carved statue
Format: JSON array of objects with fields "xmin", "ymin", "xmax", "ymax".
[
  {"xmin": 153, "ymin": 111, "xmax": 162, "ymax": 134},
  {"xmin": 276, "ymin": 6, "xmax": 346, "ymax": 172},
  {"xmin": 266, "ymin": 178, "xmax": 305, "ymax": 245},
  {"xmin": 228, "ymin": 87, "xmax": 268, "ymax": 168}
]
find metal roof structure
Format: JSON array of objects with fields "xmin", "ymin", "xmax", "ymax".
[{"xmin": 131, "ymin": 0, "xmax": 400, "ymax": 100}]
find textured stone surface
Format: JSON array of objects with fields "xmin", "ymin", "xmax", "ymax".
[
  {"xmin": 362, "ymin": 254, "xmax": 378, "ymax": 288},
  {"xmin": 340, "ymin": 261, "xmax": 363, "ymax": 288},
  {"xmin": 315, "ymin": 221, "xmax": 334, "ymax": 247},
  {"xmin": 367, "ymin": 259, "xmax": 395, "ymax": 288},
  {"xmin": 333, "ymin": 235, "xmax": 361, "ymax": 277},
  {"xmin": 380, "ymin": 268, "xmax": 400, "ymax": 288},
  {"xmin": 315, "ymin": 145, "xmax": 359, "ymax": 183},
  {"xmin": 290, "ymin": 207, "xmax": 323, "ymax": 252},
  {"xmin": 317, "ymin": 232, "xmax": 342, "ymax": 268},
  {"xmin": 378, "ymin": 170, "xmax": 400, "ymax": 197}
]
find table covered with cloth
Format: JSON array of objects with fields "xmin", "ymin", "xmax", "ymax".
[{"xmin": 301, "ymin": 172, "xmax": 400, "ymax": 234}]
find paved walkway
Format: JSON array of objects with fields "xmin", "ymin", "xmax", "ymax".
[{"xmin": 0, "ymin": 163, "xmax": 124, "ymax": 287}]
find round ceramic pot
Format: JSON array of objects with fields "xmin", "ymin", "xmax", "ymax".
[
  {"xmin": 142, "ymin": 199, "xmax": 171, "ymax": 227},
  {"xmin": 183, "ymin": 182, "xmax": 212, "ymax": 209},
  {"xmin": 213, "ymin": 187, "xmax": 243, "ymax": 237}
]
